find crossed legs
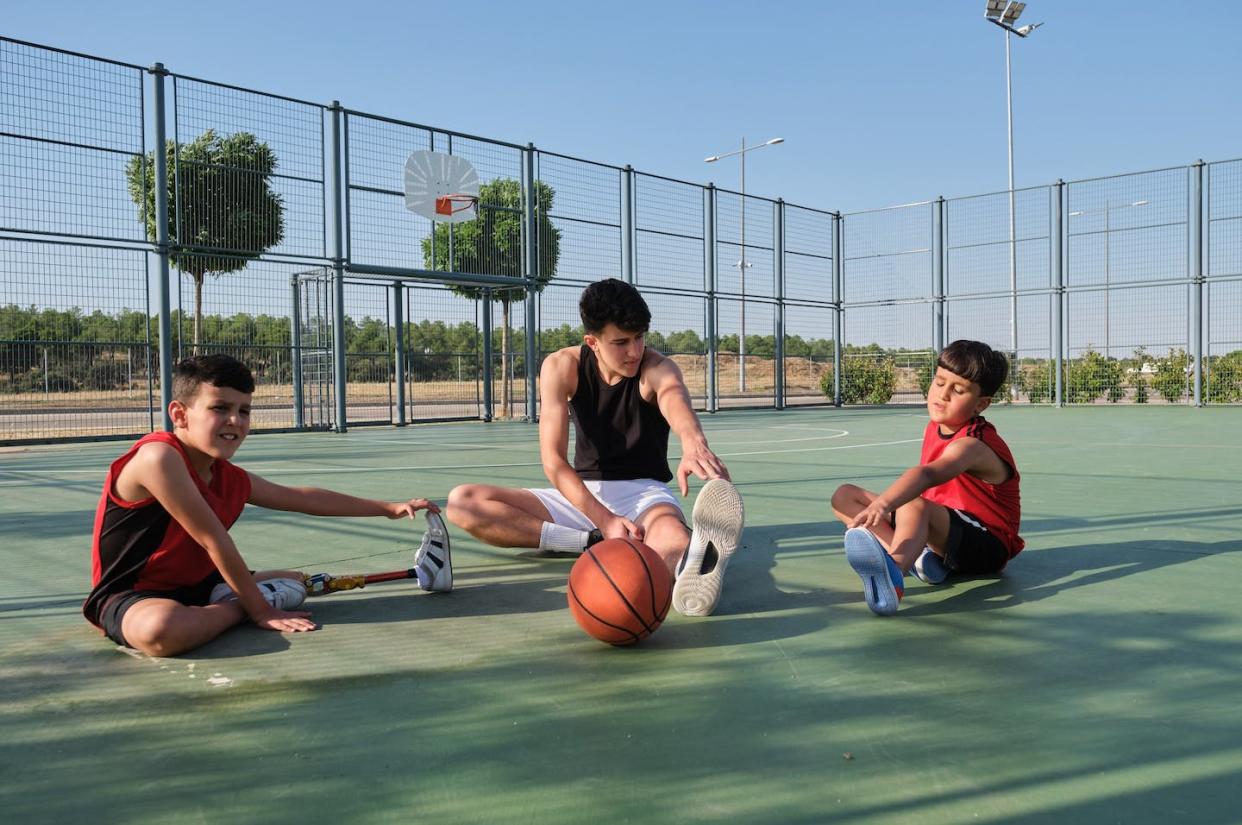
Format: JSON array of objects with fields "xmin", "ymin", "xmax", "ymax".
[{"xmin": 830, "ymin": 484, "xmax": 951, "ymax": 572}]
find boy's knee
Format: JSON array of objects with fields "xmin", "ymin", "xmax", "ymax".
[
  {"xmin": 123, "ymin": 612, "xmax": 187, "ymax": 657},
  {"xmin": 831, "ymin": 483, "xmax": 861, "ymax": 509},
  {"xmin": 445, "ymin": 484, "xmax": 480, "ymax": 527}
]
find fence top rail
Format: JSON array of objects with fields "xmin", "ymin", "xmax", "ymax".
[
  {"xmin": 783, "ymin": 202, "xmax": 840, "ymax": 218},
  {"xmin": 0, "ymin": 35, "xmax": 146, "ymax": 72},
  {"xmin": 842, "ymin": 199, "xmax": 934, "ymax": 217},
  {"xmin": 1063, "ymin": 163, "xmax": 1194, "ymax": 187},
  {"xmin": 1207, "ymin": 156, "xmax": 1242, "ymax": 168},
  {"xmin": 342, "ymin": 108, "xmax": 527, "ymax": 152},
  {"xmin": 711, "ymin": 185, "xmax": 780, "ymax": 206},
  {"xmin": 635, "ymin": 169, "xmax": 711, "ymax": 190},
  {"xmin": 942, "ymin": 183, "xmax": 1052, "ymax": 204},
  {"xmin": 536, "ymin": 149, "xmax": 625, "ymax": 173},
  {"xmin": 170, "ymin": 72, "xmax": 327, "ymax": 110}
]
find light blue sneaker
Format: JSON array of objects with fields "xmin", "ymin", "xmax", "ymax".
[
  {"xmin": 844, "ymin": 528, "xmax": 904, "ymax": 616},
  {"xmin": 913, "ymin": 547, "xmax": 949, "ymax": 585}
]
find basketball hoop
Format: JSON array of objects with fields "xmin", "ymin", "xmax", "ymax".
[
  {"xmin": 435, "ymin": 193, "xmax": 479, "ymax": 218},
  {"xmin": 404, "ymin": 150, "xmax": 480, "ymax": 224}
]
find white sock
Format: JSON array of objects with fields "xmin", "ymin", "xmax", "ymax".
[{"xmin": 539, "ymin": 522, "xmax": 591, "ymax": 553}]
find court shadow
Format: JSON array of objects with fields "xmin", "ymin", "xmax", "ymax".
[
  {"xmin": 307, "ymin": 572, "xmax": 572, "ymax": 625},
  {"xmin": 183, "ymin": 628, "xmax": 295, "ymax": 659},
  {"xmin": 901, "ymin": 538, "xmax": 1241, "ymax": 617}
]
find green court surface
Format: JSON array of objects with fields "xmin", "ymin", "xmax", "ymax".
[{"xmin": 2, "ymin": 407, "xmax": 1240, "ymax": 824}]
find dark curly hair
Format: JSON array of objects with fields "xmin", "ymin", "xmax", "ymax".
[
  {"xmin": 173, "ymin": 354, "xmax": 255, "ymax": 402},
  {"xmin": 579, "ymin": 278, "xmax": 651, "ymax": 334},
  {"xmin": 936, "ymin": 340, "xmax": 1009, "ymax": 397}
]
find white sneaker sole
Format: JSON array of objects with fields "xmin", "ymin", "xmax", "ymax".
[{"xmin": 672, "ymin": 479, "xmax": 745, "ymax": 617}]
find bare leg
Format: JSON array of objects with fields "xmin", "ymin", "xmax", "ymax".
[
  {"xmin": 637, "ymin": 504, "xmax": 690, "ymax": 578},
  {"xmin": 889, "ymin": 498, "xmax": 951, "ymax": 572},
  {"xmin": 120, "ymin": 598, "xmax": 246, "ymax": 657},
  {"xmin": 446, "ymin": 483, "xmax": 554, "ymax": 548},
  {"xmin": 832, "ymin": 483, "xmax": 951, "ymax": 572}
]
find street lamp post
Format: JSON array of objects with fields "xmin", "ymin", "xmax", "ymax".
[
  {"xmin": 984, "ymin": 1, "xmax": 1042, "ymax": 398},
  {"xmin": 706, "ymin": 136, "xmax": 784, "ymax": 394}
]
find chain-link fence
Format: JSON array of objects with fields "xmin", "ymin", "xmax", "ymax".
[{"xmin": 3, "ymin": 34, "xmax": 1240, "ymax": 443}]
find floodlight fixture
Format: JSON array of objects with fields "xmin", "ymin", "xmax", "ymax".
[{"xmin": 1002, "ymin": 2, "xmax": 1026, "ymax": 24}]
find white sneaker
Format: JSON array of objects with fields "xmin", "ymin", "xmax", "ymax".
[
  {"xmin": 210, "ymin": 577, "xmax": 307, "ymax": 610},
  {"xmin": 414, "ymin": 511, "xmax": 453, "ymax": 592},
  {"xmin": 672, "ymin": 479, "xmax": 745, "ymax": 617}
]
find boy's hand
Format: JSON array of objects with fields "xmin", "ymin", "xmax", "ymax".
[
  {"xmin": 252, "ymin": 607, "xmax": 318, "ymax": 633},
  {"xmin": 851, "ymin": 499, "xmax": 892, "ymax": 531},
  {"xmin": 386, "ymin": 498, "xmax": 441, "ymax": 519},
  {"xmin": 600, "ymin": 512, "xmax": 645, "ymax": 542},
  {"xmin": 676, "ymin": 439, "xmax": 730, "ymax": 496}
]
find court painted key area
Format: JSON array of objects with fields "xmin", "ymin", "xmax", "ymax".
[{"xmin": 1, "ymin": 406, "xmax": 1239, "ymax": 824}]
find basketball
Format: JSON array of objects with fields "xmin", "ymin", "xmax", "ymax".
[{"xmin": 567, "ymin": 538, "xmax": 673, "ymax": 645}]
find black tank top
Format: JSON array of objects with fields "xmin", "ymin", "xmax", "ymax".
[{"xmin": 570, "ymin": 345, "xmax": 672, "ymax": 482}]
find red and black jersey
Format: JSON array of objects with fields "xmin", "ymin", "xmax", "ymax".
[
  {"xmin": 82, "ymin": 431, "xmax": 251, "ymax": 627},
  {"xmin": 919, "ymin": 416, "xmax": 1024, "ymax": 559}
]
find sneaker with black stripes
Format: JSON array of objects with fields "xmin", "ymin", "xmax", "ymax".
[{"xmin": 414, "ymin": 511, "xmax": 453, "ymax": 592}]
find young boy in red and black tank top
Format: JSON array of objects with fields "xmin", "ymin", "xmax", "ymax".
[
  {"xmin": 84, "ymin": 354, "xmax": 449, "ymax": 656},
  {"xmin": 830, "ymin": 340, "xmax": 1023, "ymax": 616}
]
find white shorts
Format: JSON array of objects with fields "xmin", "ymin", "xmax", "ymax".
[{"xmin": 528, "ymin": 479, "xmax": 683, "ymax": 531}]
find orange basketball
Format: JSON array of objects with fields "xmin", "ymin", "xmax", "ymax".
[{"xmin": 567, "ymin": 538, "xmax": 673, "ymax": 645}]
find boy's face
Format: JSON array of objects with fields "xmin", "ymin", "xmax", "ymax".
[
  {"xmin": 169, "ymin": 383, "xmax": 252, "ymax": 461},
  {"xmin": 927, "ymin": 366, "xmax": 991, "ymax": 427},
  {"xmin": 584, "ymin": 323, "xmax": 647, "ymax": 378}
]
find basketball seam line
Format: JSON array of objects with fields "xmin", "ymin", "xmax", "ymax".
[{"xmin": 587, "ymin": 545, "xmax": 657, "ymax": 634}]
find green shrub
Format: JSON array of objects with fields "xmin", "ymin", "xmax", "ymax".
[
  {"xmin": 823, "ymin": 357, "xmax": 896, "ymax": 404},
  {"xmin": 1151, "ymin": 348, "xmax": 1191, "ymax": 403}
]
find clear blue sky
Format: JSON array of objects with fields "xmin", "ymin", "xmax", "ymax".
[{"xmin": 6, "ymin": 0, "xmax": 1240, "ymax": 213}]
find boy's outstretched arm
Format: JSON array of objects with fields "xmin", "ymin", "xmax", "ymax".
[
  {"xmin": 247, "ymin": 474, "xmax": 439, "ymax": 519},
  {"xmin": 648, "ymin": 356, "xmax": 729, "ymax": 496},
  {"xmin": 132, "ymin": 444, "xmax": 316, "ymax": 633},
  {"xmin": 850, "ymin": 438, "xmax": 999, "ymax": 530}
]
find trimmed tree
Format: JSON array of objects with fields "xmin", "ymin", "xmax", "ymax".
[
  {"xmin": 126, "ymin": 129, "xmax": 284, "ymax": 352},
  {"xmin": 420, "ymin": 178, "xmax": 561, "ymax": 418}
]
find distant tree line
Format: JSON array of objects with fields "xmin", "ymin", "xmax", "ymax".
[{"xmin": 4, "ymin": 305, "xmax": 1239, "ymax": 402}]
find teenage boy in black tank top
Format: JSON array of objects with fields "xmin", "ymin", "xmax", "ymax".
[{"xmin": 447, "ymin": 279, "xmax": 745, "ymax": 617}]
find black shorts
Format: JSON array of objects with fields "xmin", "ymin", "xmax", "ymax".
[
  {"xmin": 97, "ymin": 572, "xmax": 225, "ymax": 647},
  {"xmin": 941, "ymin": 509, "xmax": 1009, "ymax": 575}
]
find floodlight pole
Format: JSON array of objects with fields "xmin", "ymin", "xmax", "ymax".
[
  {"xmin": 985, "ymin": 2, "xmax": 1041, "ymax": 399},
  {"xmin": 1005, "ymin": 29, "xmax": 1019, "ymax": 398},
  {"xmin": 706, "ymin": 137, "xmax": 784, "ymax": 396}
]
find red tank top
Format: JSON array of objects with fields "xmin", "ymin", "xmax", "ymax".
[
  {"xmin": 83, "ymin": 431, "xmax": 252, "ymax": 626},
  {"xmin": 920, "ymin": 416, "xmax": 1023, "ymax": 558}
]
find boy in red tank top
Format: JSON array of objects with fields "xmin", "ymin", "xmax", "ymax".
[
  {"xmin": 830, "ymin": 340, "xmax": 1023, "ymax": 616},
  {"xmin": 84, "ymin": 354, "xmax": 448, "ymax": 656}
]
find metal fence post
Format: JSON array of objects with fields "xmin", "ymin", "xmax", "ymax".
[
  {"xmin": 482, "ymin": 289, "xmax": 494, "ymax": 422},
  {"xmin": 1053, "ymin": 180, "xmax": 1064, "ymax": 407},
  {"xmin": 329, "ymin": 101, "xmax": 348, "ymax": 432},
  {"xmin": 150, "ymin": 62, "xmax": 173, "ymax": 431},
  {"xmin": 622, "ymin": 165, "xmax": 635, "ymax": 284},
  {"xmin": 523, "ymin": 143, "xmax": 539, "ymax": 421},
  {"xmin": 291, "ymin": 275, "xmax": 304, "ymax": 429},
  {"xmin": 705, "ymin": 184, "xmax": 718, "ymax": 413},
  {"xmin": 393, "ymin": 282, "xmax": 406, "ymax": 425},
  {"xmin": 933, "ymin": 196, "xmax": 945, "ymax": 354},
  {"xmin": 832, "ymin": 212, "xmax": 844, "ymax": 406},
  {"xmin": 1192, "ymin": 159, "xmax": 1205, "ymax": 406},
  {"xmin": 774, "ymin": 199, "xmax": 786, "ymax": 410}
]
